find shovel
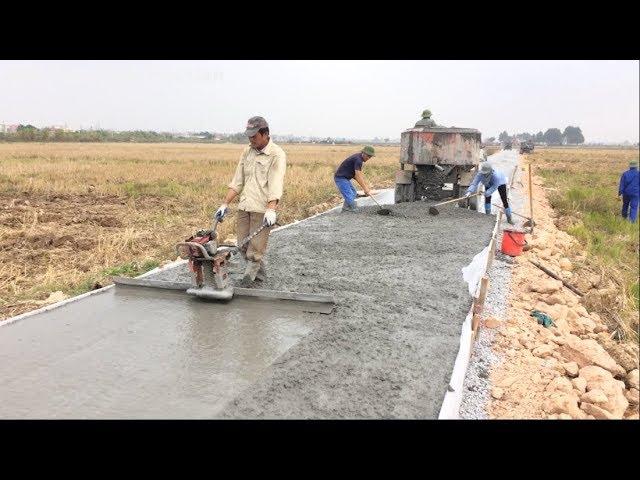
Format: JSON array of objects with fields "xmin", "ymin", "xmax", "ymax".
[
  {"xmin": 369, "ymin": 194, "xmax": 391, "ymax": 215},
  {"xmin": 428, "ymin": 192, "xmax": 482, "ymax": 215},
  {"xmin": 490, "ymin": 203, "xmax": 535, "ymax": 226}
]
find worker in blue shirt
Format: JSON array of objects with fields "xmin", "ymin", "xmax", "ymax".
[
  {"xmin": 466, "ymin": 162, "xmax": 514, "ymax": 224},
  {"xmin": 619, "ymin": 159, "xmax": 639, "ymax": 223},
  {"xmin": 334, "ymin": 146, "xmax": 375, "ymax": 212}
]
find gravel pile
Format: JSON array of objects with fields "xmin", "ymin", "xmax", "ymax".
[
  {"xmin": 459, "ymin": 242, "xmax": 512, "ymax": 419},
  {"xmin": 459, "ymin": 150, "xmax": 524, "ymax": 419}
]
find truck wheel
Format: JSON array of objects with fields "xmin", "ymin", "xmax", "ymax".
[
  {"xmin": 394, "ymin": 183, "xmax": 404, "ymax": 203},
  {"xmin": 469, "ymin": 194, "xmax": 479, "ymax": 211},
  {"xmin": 456, "ymin": 184, "xmax": 467, "ymax": 208},
  {"xmin": 394, "ymin": 180, "xmax": 415, "ymax": 203}
]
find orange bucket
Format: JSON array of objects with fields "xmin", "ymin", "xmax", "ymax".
[{"xmin": 501, "ymin": 229, "xmax": 527, "ymax": 256}]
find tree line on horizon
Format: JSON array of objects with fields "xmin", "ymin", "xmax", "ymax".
[
  {"xmin": 485, "ymin": 126, "xmax": 585, "ymax": 145},
  {"xmin": 0, "ymin": 125, "xmax": 379, "ymax": 145},
  {"xmin": 7, "ymin": 124, "xmax": 632, "ymax": 147},
  {"xmin": 0, "ymin": 125, "xmax": 233, "ymax": 143}
]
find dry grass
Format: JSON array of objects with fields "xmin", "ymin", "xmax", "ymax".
[
  {"xmin": 529, "ymin": 148, "xmax": 639, "ymax": 342},
  {"xmin": 0, "ymin": 142, "xmax": 400, "ymax": 320}
]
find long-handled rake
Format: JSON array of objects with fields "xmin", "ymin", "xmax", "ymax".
[
  {"xmin": 428, "ymin": 193, "xmax": 482, "ymax": 215},
  {"xmin": 490, "ymin": 203, "xmax": 536, "ymax": 227},
  {"xmin": 368, "ymin": 194, "xmax": 392, "ymax": 215}
]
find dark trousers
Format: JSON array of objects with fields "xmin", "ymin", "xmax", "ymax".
[{"xmin": 485, "ymin": 184, "xmax": 509, "ymax": 208}]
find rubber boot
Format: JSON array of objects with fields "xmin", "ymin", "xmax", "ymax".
[
  {"xmin": 255, "ymin": 261, "xmax": 267, "ymax": 281},
  {"xmin": 229, "ymin": 249, "xmax": 245, "ymax": 273},
  {"xmin": 341, "ymin": 201, "xmax": 358, "ymax": 213},
  {"xmin": 240, "ymin": 260, "xmax": 261, "ymax": 287},
  {"xmin": 505, "ymin": 207, "xmax": 515, "ymax": 225},
  {"xmin": 484, "ymin": 203, "xmax": 492, "ymax": 215}
]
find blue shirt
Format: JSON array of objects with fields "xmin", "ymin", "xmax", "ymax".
[
  {"xmin": 334, "ymin": 153, "xmax": 364, "ymax": 180},
  {"xmin": 619, "ymin": 167, "xmax": 639, "ymax": 197},
  {"xmin": 467, "ymin": 169, "xmax": 507, "ymax": 196}
]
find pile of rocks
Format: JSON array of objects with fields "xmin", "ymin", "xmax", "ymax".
[{"xmin": 486, "ymin": 172, "xmax": 639, "ymax": 420}]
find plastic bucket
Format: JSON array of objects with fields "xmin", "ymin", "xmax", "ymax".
[{"xmin": 501, "ymin": 229, "xmax": 527, "ymax": 256}]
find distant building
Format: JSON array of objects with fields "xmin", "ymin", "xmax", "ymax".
[{"xmin": 1, "ymin": 124, "xmax": 19, "ymax": 133}]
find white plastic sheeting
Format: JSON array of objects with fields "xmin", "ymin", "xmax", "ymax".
[
  {"xmin": 438, "ymin": 306, "xmax": 474, "ymax": 419},
  {"xmin": 356, "ymin": 189, "xmax": 395, "ymax": 206},
  {"xmin": 461, "ymin": 246, "xmax": 490, "ymax": 297}
]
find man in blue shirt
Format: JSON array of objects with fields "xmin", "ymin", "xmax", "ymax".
[
  {"xmin": 334, "ymin": 146, "xmax": 375, "ymax": 212},
  {"xmin": 466, "ymin": 162, "xmax": 514, "ymax": 224},
  {"xmin": 619, "ymin": 159, "xmax": 639, "ymax": 223}
]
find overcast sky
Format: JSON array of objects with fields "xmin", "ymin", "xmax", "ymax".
[{"xmin": 1, "ymin": 60, "xmax": 638, "ymax": 143}]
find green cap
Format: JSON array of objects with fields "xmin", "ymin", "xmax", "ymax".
[
  {"xmin": 362, "ymin": 145, "xmax": 375, "ymax": 157},
  {"xmin": 422, "ymin": 109, "xmax": 432, "ymax": 119},
  {"xmin": 630, "ymin": 159, "xmax": 638, "ymax": 167}
]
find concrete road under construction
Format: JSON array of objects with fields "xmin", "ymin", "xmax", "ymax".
[{"xmin": 0, "ymin": 155, "xmax": 518, "ymax": 418}]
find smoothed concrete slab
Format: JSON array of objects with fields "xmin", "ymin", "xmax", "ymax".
[{"xmin": 0, "ymin": 287, "xmax": 313, "ymax": 419}]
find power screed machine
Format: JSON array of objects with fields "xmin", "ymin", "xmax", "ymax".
[{"xmin": 112, "ymin": 217, "xmax": 335, "ymax": 314}]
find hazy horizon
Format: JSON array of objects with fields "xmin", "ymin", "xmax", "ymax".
[{"xmin": 1, "ymin": 60, "xmax": 638, "ymax": 143}]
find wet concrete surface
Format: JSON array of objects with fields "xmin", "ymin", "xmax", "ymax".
[
  {"xmin": 2, "ymin": 189, "xmax": 496, "ymax": 419},
  {"xmin": 152, "ymin": 200, "xmax": 495, "ymax": 418},
  {"xmin": 0, "ymin": 286, "xmax": 313, "ymax": 419}
]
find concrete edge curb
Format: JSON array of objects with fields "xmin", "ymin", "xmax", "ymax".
[
  {"xmin": 437, "ymin": 151, "xmax": 517, "ymax": 419},
  {"xmin": 438, "ymin": 306, "xmax": 475, "ymax": 419},
  {"xmin": 0, "ymin": 284, "xmax": 117, "ymax": 328},
  {"xmin": 0, "ymin": 257, "xmax": 188, "ymax": 329},
  {"xmin": 438, "ymin": 235, "xmax": 494, "ymax": 419},
  {"xmin": 0, "ymin": 190, "xmax": 392, "ymax": 328}
]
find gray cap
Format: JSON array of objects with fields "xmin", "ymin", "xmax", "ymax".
[
  {"xmin": 479, "ymin": 162, "xmax": 493, "ymax": 175},
  {"xmin": 244, "ymin": 116, "xmax": 269, "ymax": 137}
]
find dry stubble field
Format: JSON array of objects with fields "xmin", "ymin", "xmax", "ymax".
[
  {"xmin": 0, "ymin": 142, "xmax": 399, "ymax": 320},
  {"xmin": 531, "ymin": 148, "xmax": 639, "ymax": 342}
]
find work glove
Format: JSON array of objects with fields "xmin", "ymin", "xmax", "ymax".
[
  {"xmin": 263, "ymin": 208, "xmax": 277, "ymax": 226},
  {"xmin": 214, "ymin": 203, "xmax": 228, "ymax": 221},
  {"xmin": 464, "ymin": 192, "xmax": 472, "ymax": 198}
]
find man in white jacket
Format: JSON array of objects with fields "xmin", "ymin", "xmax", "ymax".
[{"xmin": 214, "ymin": 116, "xmax": 287, "ymax": 285}]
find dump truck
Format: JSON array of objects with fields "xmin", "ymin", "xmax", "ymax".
[
  {"xmin": 519, "ymin": 140, "xmax": 534, "ymax": 154},
  {"xmin": 394, "ymin": 115, "xmax": 483, "ymax": 209}
]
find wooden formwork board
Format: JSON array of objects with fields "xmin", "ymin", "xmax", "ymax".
[
  {"xmin": 469, "ymin": 206, "xmax": 502, "ymax": 345},
  {"xmin": 485, "ymin": 211, "xmax": 502, "ymax": 272},
  {"xmin": 472, "ymin": 275, "xmax": 490, "ymax": 334},
  {"xmin": 528, "ymin": 164, "xmax": 534, "ymax": 234}
]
